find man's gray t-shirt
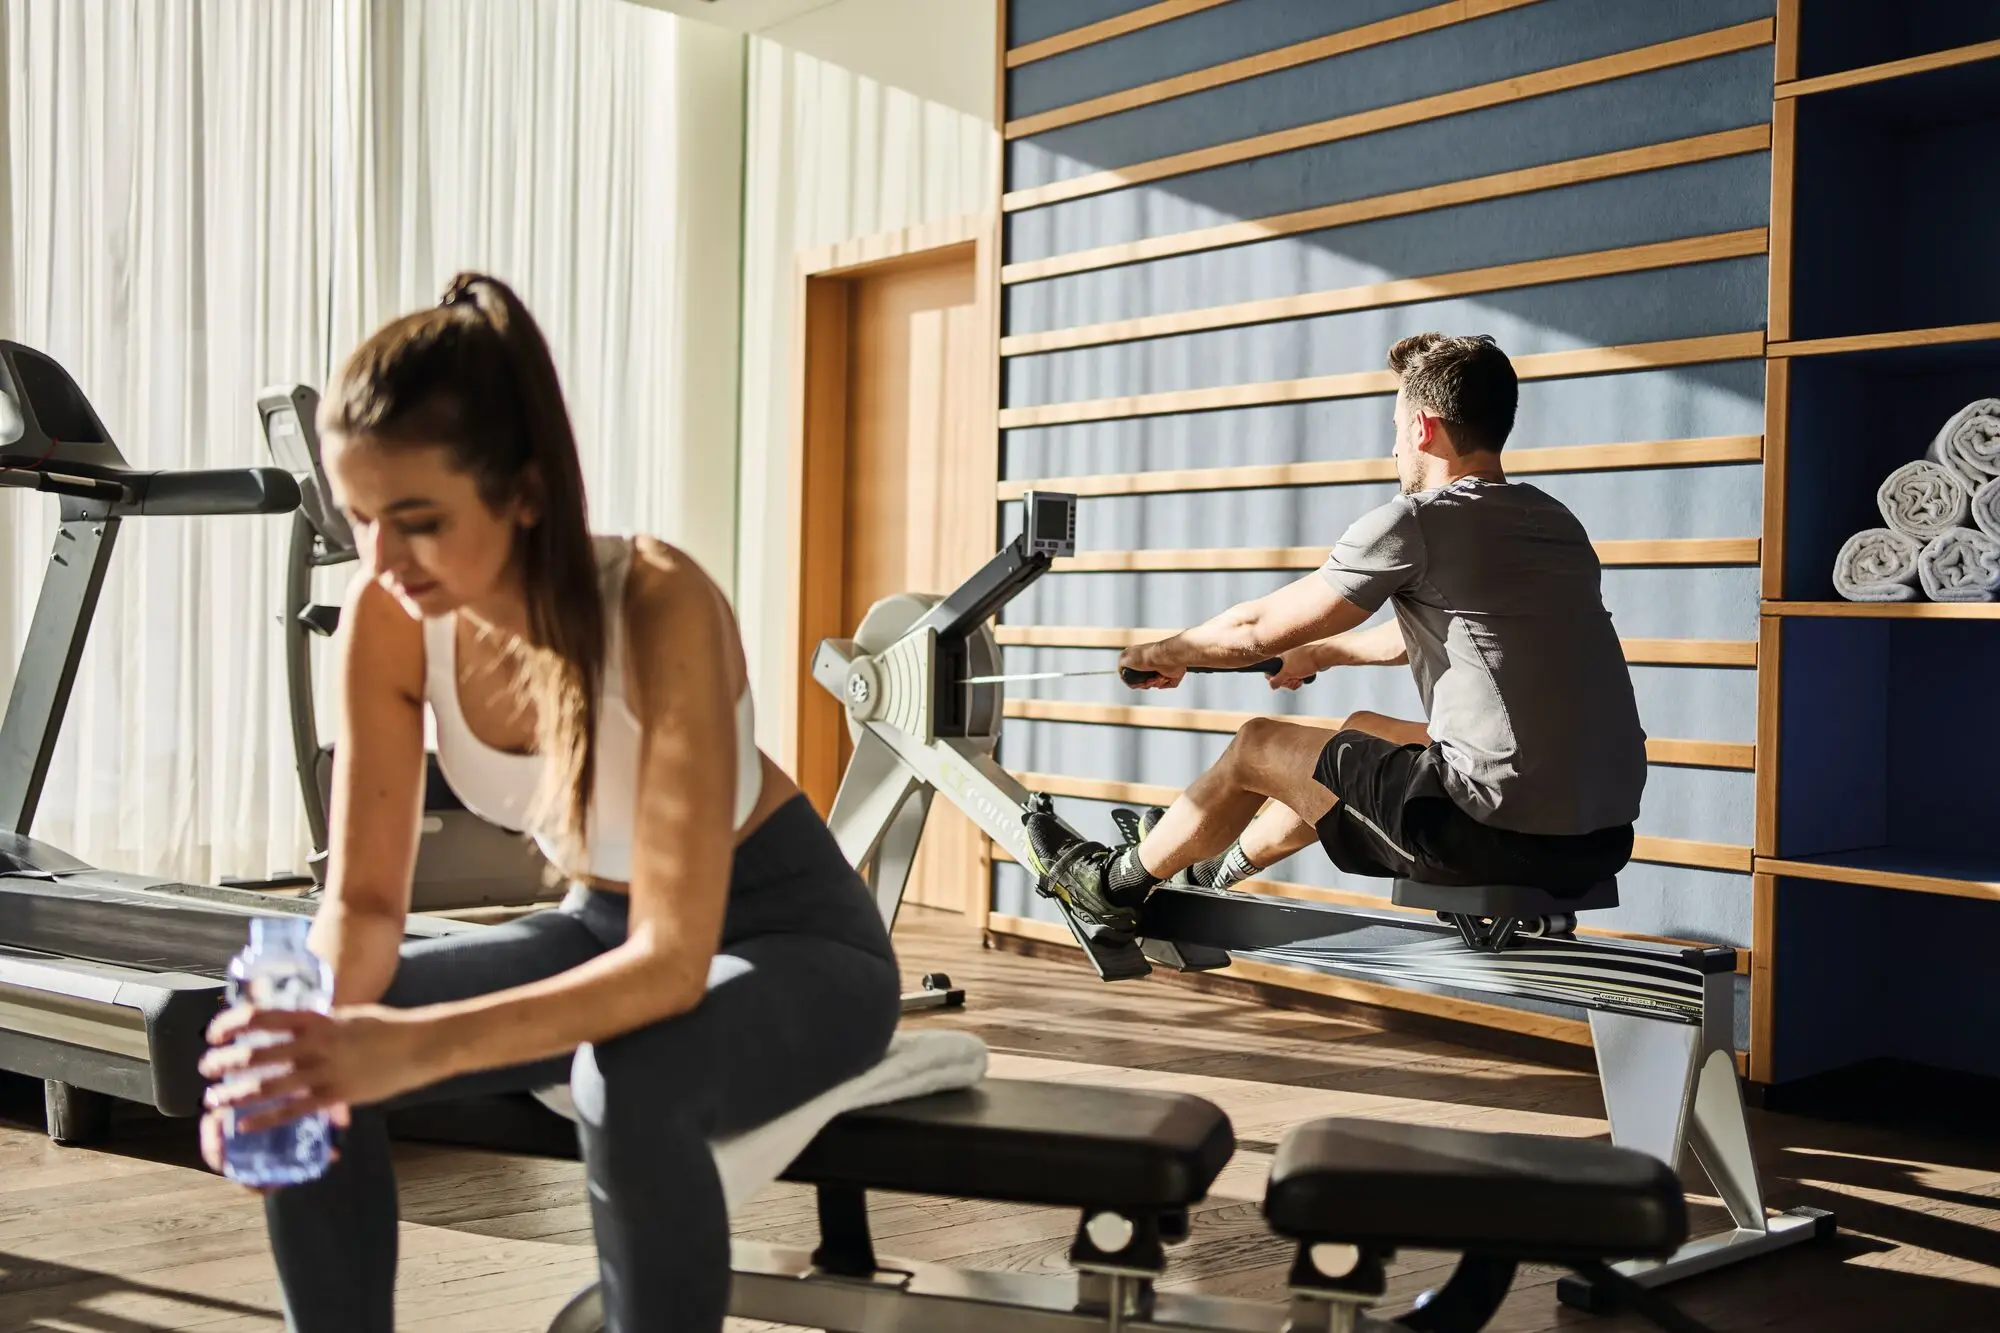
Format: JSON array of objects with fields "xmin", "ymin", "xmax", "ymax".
[{"xmin": 1318, "ymin": 479, "xmax": 1647, "ymax": 837}]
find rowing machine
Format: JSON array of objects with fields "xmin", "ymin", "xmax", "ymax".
[{"xmin": 813, "ymin": 493, "xmax": 1830, "ymax": 1308}]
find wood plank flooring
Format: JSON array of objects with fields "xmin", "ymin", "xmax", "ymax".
[{"xmin": 1, "ymin": 907, "xmax": 1996, "ymax": 1331}]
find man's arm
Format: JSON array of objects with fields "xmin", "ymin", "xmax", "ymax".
[
  {"xmin": 1305, "ymin": 619, "xmax": 1407, "ymax": 669},
  {"xmin": 1121, "ymin": 572, "xmax": 1372, "ymax": 680}
]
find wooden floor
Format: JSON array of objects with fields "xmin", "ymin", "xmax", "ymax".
[{"xmin": 2, "ymin": 907, "xmax": 1997, "ymax": 1332}]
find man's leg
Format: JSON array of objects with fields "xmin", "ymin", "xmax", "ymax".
[
  {"xmin": 1182, "ymin": 800, "xmax": 1320, "ymax": 889},
  {"xmin": 1135, "ymin": 717, "xmax": 1341, "ymax": 879},
  {"xmin": 1031, "ymin": 719, "xmax": 1344, "ymax": 927},
  {"xmin": 1173, "ymin": 709, "xmax": 1432, "ymax": 889}
]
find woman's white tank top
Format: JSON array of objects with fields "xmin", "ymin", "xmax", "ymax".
[{"xmin": 422, "ymin": 536, "xmax": 762, "ymax": 881}]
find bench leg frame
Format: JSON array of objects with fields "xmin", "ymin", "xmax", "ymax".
[
  {"xmin": 726, "ymin": 1239, "xmax": 1412, "ymax": 1333},
  {"xmin": 1579, "ymin": 973, "xmax": 1835, "ymax": 1311}
]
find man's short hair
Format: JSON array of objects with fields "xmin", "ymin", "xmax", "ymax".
[{"xmin": 1387, "ymin": 333, "xmax": 1518, "ymax": 453}]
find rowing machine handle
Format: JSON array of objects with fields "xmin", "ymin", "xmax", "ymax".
[{"xmin": 1120, "ymin": 658, "xmax": 1318, "ymax": 686}]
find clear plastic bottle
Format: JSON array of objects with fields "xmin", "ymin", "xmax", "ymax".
[{"xmin": 220, "ymin": 915, "xmax": 334, "ymax": 1187}]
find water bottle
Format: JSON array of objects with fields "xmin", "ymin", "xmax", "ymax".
[{"xmin": 220, "ymin": 915, "xmax": 334, "ymax": 1187}]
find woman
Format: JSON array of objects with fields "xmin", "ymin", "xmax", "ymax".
[{"xmin": 197, "ymin": 273, "xmax": 902, "ymax": 1332}]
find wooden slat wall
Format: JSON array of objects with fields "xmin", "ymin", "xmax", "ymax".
[{"xmin": 995, "ymin": 0, "xmax": 1777, "ymax": 1060}]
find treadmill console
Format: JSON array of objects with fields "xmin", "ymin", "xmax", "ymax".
[{"xmin": 1021, "ymin": 490, "xmax": 1077, "ymax": 560}]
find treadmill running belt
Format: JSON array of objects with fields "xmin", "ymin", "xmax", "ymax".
[{"xmin": 0, "ymin": 880, "xmax": 271, "ymax": 977}]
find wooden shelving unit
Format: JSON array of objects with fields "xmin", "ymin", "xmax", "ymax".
[
  {"xmin": 1763, "ymin": 601, "xmax": 2000, "ymax": 620},
  {"xmin": 1776, "ymin": 36, "xmax": 2000, "ymax": 100},
  {"xmin": 1757, "ymin": 850, "xmax": 2000, "ymax": 905},
  {"xmin": 1758, "ymin": 0, "xmax": 2000, "ymax": 1085}
]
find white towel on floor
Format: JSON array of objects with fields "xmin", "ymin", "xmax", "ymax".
[
  {"xmin": 1833, "ymin": 527, "xmax": 1923, "ymax": 601},
  {"xmin": 531, "ymin": 1029, "xmax": 988, "ymax": 1215},
  {"xmin": 1877, "ymin": 459, "xmax": 1970, "ymax": 539},
  {"xmin": 1971, "ymin": 477, "xmax": 2000, "ymax": 543},
  {"xmin": 1918, "ymin": 527, "xmax": 2000, "ymax": 602},
  {"xmin": 1927, "ymin": 399, "xmax": 2000, "ymax": 484}
]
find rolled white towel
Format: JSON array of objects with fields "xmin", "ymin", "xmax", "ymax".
[
  {"xmin": 1971, "ymin": 477, "xmax": 2000, "ymax": 543},
  {"xmin": 1926, "ymin": 399, "xmax": 2000, "ymax": 484},
  {"xmin": 1918, "ymin": 527, "xmax": 2000, "ymax": 602},
  {"xmin": 1877, "ymin": 459, "xmax": 1969, "ymax": 539},
  {"xmin": 531, "ymin": 1029, "xmax": 989, "ymax": 1215},
  {"xmin": 1832, "ymin": 528, "xmax": 1923, "ymax": 601}
]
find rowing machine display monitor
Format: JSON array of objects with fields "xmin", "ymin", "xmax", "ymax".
[
  {"xmin": 1023, "ymin": 488, "xmax": 1077, "ymax": 558},
  {"xmin": 814, "ymin": 494, "xmax": 1830, "ymax": 1307},
  {"xmin": 256, "ymin": 384, "xmax": 555, "ymax": 911}
]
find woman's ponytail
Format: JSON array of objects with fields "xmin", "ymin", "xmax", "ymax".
[{"xmin": 322, "ymin": 272, "xmax": 606, "ymax": 861}]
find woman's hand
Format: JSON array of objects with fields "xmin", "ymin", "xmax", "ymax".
[
  {"xmin": 199, "ymin": 1005, "xmax": 445, "ymax": 1138},
  {"xmin": 199, "ymin": 1100, "xmax": 351, "ymax": 1188},
  {"xmin": 1118, "ymin": 641, "xmax": 1186, "ymax": 690},
  {"xmin": 1267, "ymin": 645, "xmax": 1322, "ymax": 690}
]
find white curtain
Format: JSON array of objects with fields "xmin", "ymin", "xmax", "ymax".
[{"xmin": 0, "ymin": 0, "xmax": 703, "ymax": 884}]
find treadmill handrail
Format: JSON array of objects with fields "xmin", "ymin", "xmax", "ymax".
[{"xmin": 0, "ymin": 459, "xmax": 301, "ymax": 517}]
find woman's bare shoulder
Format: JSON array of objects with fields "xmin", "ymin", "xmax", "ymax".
[
  {"xmin": 342, "ymin": 573, "xmax": 425, "ymax": 702},
  {"xmin": 624, "ymin": 536, "xmax": 731, "ymax": 617}
]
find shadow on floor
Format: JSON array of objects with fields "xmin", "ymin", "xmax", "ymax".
[{"xmin": 0, "ymin": 1250, "xmax": 276, "ymax": 1332}]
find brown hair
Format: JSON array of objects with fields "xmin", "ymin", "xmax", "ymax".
[
  {"xmin": 320, "ymin": 272, "xmax": 603, "ymax": 856},
  {"xmin": 1386, "ymin": 332, "xmax": 1518, "ymax": 453}
]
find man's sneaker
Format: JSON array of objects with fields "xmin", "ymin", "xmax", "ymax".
[{"xmin": 1023, "ymin": 799, "xmax": 1145, "ymax": 935}]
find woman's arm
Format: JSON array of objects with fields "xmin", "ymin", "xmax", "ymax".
[
  {"xmin": 316, "ymin": 577, "xmax": 430, "ymax": 1004},
  {"xmin": 411, "ymin": 546, "xmax": 739, "ymax": 1076}
]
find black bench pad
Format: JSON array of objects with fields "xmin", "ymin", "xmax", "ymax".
[
  {"xmin": 1391, "ymin": 878, "xmax": 1619, "ymax": 917},
  {"xmin": 1265, "ymin": 1119, "xmax": 1684, "ymax": 1262},
  {"xmin": 783, "ymin": 1079, "xmax": 1233, "ymax": 1212}
]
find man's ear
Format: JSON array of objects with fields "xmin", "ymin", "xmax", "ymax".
[{"xmin": 1412, "ymin": 411, "xmax": 1448, "ymax": 455}]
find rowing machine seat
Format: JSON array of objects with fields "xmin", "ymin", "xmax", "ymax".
[
  {"xmin": 782, "ymin": 1077, "xmax": 1232, "ymax": 1210},
  {"xmin": 1266, "ymin": 1117, "xmax": 1684, "ymax": 1263},
  {"xmin": 1390, "ymin": 877, "xmax": 1619, "ymax": 917}
]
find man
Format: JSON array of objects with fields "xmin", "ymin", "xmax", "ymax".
[{"xmin": 1031, "ymin": 333, "xmax": 1648, "ymax": 934}]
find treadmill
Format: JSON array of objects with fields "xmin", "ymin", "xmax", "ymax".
[{"xmin": 0, "ymin": 341, "xmax": 474, "ymax": 1143}]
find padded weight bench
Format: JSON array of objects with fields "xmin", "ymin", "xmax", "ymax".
[{"xmin": 550, "ymin": 1080, "xmax": 1715, "ymax": 1333}]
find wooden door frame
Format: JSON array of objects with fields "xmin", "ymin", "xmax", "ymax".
[{"xmin": 782, "ymin": 211, "xmax": 1000, "ymax": 854}]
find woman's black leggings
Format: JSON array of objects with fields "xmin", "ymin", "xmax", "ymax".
[{"xmin": 260, "ymin": 796, "xmax": 902, "ymax": 1332}]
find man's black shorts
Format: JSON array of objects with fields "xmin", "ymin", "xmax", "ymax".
[{"xmin": 1311, "ymin": 730, "xmax": 1631, "ymax": 894}]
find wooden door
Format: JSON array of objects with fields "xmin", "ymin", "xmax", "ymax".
[{"xmin": 793, "ymin": 231, "xmax": 993, "ymax": 917}]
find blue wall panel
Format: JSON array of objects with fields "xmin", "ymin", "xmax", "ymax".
[
  {"xmin": 1004, "ymin": 567, "xmax": 1762, "ymax": 644},
  {"xmin": 1007, "ymin": 155, "xmax": 1773, "ymax": 335},
  {"xmin": 1008, "ymin": 0, "xmax": 1160, "ymax": 50},
  {"xmin": 1004, "ymin": 362, "xmax": 1768, "ymax": 478},
  {"xmin": 993, "ymin": 0, "xmax": 1779, "ymax": 1063},
  {"xmin": 993, "ymin": 647, "xmax": 1754, "ymax": 745},
  {"xmin": 1005, "ymin": 718, "xmax": 1752, "ymax": 848},
  {"xmin": 1006, "ymin": 50, "xmax": 1773, "ymax": 263},
  {"xmin": 1000, "ymin": 465, "xmax": 1760, "ymax": 554},
  {"xmin": 1009, "ymin": 0, "xmax": 1440, "ymax": 121},
  {"xmin": 1011, "ymin": 0, "xmax": 1772, "ymax": 188},
  {"xmin": 1005, "ymin": 259, "xmax": 1767, "ymax": 408}
]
